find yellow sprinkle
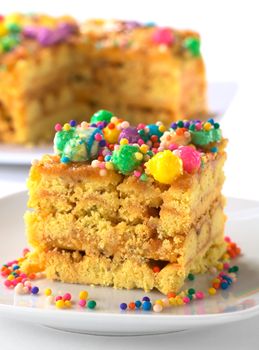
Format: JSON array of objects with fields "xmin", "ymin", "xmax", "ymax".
[
  {"xmin": 203, "ymin": 122, "xmax": 212, "ymax": 131},
  {"xmin": 7, "ymin": 275, "xmax": 14, "ymax": 281},
  {"xmin": 155, "ymin": 299, "xmax": 163, "ymax": 306},
  {"xmin": 119, "ymin": 138, "xmax": 129, "ymax": 145},
  {"xmin": 212, "ymin": 278, "xmax": 221, "ymax": 284},
  {"xmin": 208, "ymin": 287, "xmax": 217, "ymax": 295},
  {"xmin": 135, "ymin": 152, "xmax": 143, "ymax": 161},
  {"xmin": 158, "ymin": 125, "xmax": 166, "ymax": 133},
  {"xmin": 169, "ymin": 297, "xmax": 176, "ymax": 305},
  {"xmin": 63, "ymin": 123, "xmax": 71, "ymax": 131},
  {"xmin": 105, "ymin": 162, "xmax": 114, "ymax": 170},
  {"xmin": 44, "ymin": 288, "xmax": 52, "ymax": 296},
  {"xmin": 140, "ymin": 144, "xmax": 149, "ymax": 154},
  {"xmin": 222, "ymin": 253, "xmax": 230, "ymax": 261},
  {"xmin": 216, "ymin": 263, "xmax": 223, "ymax": 271},
  {"xmin": 65, "ymin": 300, "xmax": 72, "ymax": 308},
  {"xmin": 56, "ymin": 300, "xmax": 65, "ymax": 309},
  {"xmin": 110, "ymin": 116, "xmax": 119, "ymax": 124},
  {"xmin": 79, "ymin": 290, "xmax": 88, "ymax": 300}
]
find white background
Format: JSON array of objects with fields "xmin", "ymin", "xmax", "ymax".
[{"xmin": 1, "ymin": 0, "xmax": 259, "ymax": 349}]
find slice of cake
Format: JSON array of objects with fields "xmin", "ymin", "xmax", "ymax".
[
  {"xmin": 22, "ymin": 110, "xmax": 227, "ymax": 294},
  {"xmin": 0, "ymin": 14, "xmax": 206, "ymax": 144}
]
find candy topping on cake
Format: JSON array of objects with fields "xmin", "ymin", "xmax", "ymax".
[{"xmin": 53, "ymin": 111, "xmax": 223, "ymax": 184}]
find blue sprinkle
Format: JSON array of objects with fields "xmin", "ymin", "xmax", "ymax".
[
  {"xmin": 210, "ymin": 147, "xmax": 218, "ymax": 153},
  {"xmin": 221, "ymin": 282, "xmax": 229, "ymax": 290},
  {"xmin": 99, "ymin": 140, "xmax": 106, "ymax": 147},
  {"xmin": 104, "ymin": 155, "xmax": 112, "ymax": 162},
  {"xmin": 31, "ymin": 286, "xmax": 39, "ymax": 295},
  {"xmin": 208, "ymin": 118, "xmax": 215, "ymax": 125},
  {"xmin": 142, "ymin": 296, "xmax": 150, "ymax": 302},
  {"xmin": 142, "ymin": 301, "xmax": 152, "ymax": 311},
  {"xmin": 120, "ymin": 303, "xmax": 127, "ymax": 311},
  {"xmin": 61, "ymin": 156, "xmax": 70, "ymax": 164},
  {"xmin": 170, "ymin": 122, "xmax": 177, "ymax": 130},
  {"xmin": 135, "ymin": 300, "xmax": 142, "ymax": 309},
  {"xmin": 12, "ymin": 265, "xmax": 20, "ymax": 270},
  {"xmin": 69, "ymin": 120, "xmax": 76, "ymax": 127}
]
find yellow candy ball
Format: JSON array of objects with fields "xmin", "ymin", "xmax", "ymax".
[
  {"xmin": 203, "ymin": 122, "xmax": 212, "ymax": 131},
  {"xmin": 63, "ymin": 123, "xmax": 71, "ymax": 131},
  {"xmin": 79, "ymin": 290, "xmax": 88, "ymax": 300},
  {"xmin": 44, "ymin": 288, "xmax": 52, "ymax": 296},
  {"xmin": 208, "ymin": 287, "xmax": 217, "ymax": 295},
  {"xmin": 145, "ymin": 150, "xmax": 183, "ymax": 184},
  {"xmin": 56, "ymin": 300, "xmax": 65, "ymax": 308},
  {"xmin": 119, "ymin": 138, "xmax": 129, "ymax": 145},
  {"xmin": 103, "ymin": 127, "xmax": 120, "ymax": 144}
]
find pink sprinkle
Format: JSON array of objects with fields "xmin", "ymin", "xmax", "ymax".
[
  {"xmin": 137, "ymin": 123, "xmax": 146, "ymax": 130},
  {"xmin": 78, "ymin": 299, "xmax": 86, "ymax": 307},
  {"xmin": 20, "ymin": 273, "xmax": 27, "ymax": 279},
  {"xmin": 182, "ymin": 296, "xmax": 190, "ymax": 304},
  {"xmin": 63, "ymin": 293, "xmax": 72, "ymax": 301},
  {"xmin": 223, "ymin": 263, "xmax": 230, "ymax": 270},
  {"xmin": 138, "ymin": 139, "xmax": 144, "ymax": 145},
  {"xmin": 94, "ymin": 133, "xmax": 103, "ymax": 141},
  {"xmin": 55, "ymin": 295, "xmax": 63, "ymax": 301},
  {"xmin": 195, "ymin": 123, "xmax": 202, "ymax": 131},
  {"xmin": 224, "ymin": 236, "xmax": 231, "ymax": 242},
  {"xmin": 152, "ymin": 28, "xmax": 174, "ymax": 46},
  {"xmin": 134, "ymin": 171, "xmax": 141, "ymax": 178},
  {"xmin": 98, "ymin": 162, "xmax": 106, "ymax": 169},
  {"xmin": 4, "ymin": 280, "xmax": 12, "ymax": 288},
  {"xmin": 1, "ymin": 271, "xmax": 8, "ymax": 277},
  {"xmin": 195, "ymin": 291, "xmax": 204, "ymax": 299},
  {"xmin": 55, "ymin": 123, "xmax": 62, "ymax": 132},
  {"xmin": 12, "ymin": 280, "xmax": 18, "ymax": 287}
]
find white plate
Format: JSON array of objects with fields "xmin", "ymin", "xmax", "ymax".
[
  {"xmin": 0, "ymin": 82, "xmax": 237, "ymax": 166},
  {"xmin": 1, "ymin": 192, "xmax": 258, "ymax": 336}
]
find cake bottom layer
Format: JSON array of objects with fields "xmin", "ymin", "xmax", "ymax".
[{"xmin": 22, "ymin": 237, "xmax": 226, "ymax": 294}]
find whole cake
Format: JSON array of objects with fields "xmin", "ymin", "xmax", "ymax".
[
  {"xmin": 0, "ymin": 13, "xmax": 207, "ymax": 144},
  {"xmin": 22, "ymin": 110, "xmax": 227, "ymax": 294}
]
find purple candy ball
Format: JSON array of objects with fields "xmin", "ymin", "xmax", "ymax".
[{"xmin": 118, "ymin": 127, "xmax": 140, "ymax": 143}]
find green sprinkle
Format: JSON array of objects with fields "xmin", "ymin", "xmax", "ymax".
[
  {"xmin": 177, "ymin": 121, "xmax": 184, "ymax": 128},
  {"xmin": 189, "ymin": 124, "xmax": 196, "ymax": 131},
  {"xmin": 184, "ymin": 37, "xmax": 200, "ymax": 57},
  {"xmin": 140, "ymin": 173, "xmax": 148, "ymax": 181},
  {"xmin": 214, "ymin": 123, "xmax": 220, "ymax": 129},
  {"xmin": 188, "ymin": 288, "xmax": 196, "ymax": 295},
  {"xmin": 87, "ymin": 300, "xmax": 96, "ymax": 309},
  {"xmin": 188, "ymin": 273, "xmax": 195, "ymax": 281}
]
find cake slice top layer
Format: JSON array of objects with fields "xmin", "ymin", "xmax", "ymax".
[
  {"xmin": 0, "ymin": 14, "xmax": 201, "ymax": 63},
  {"xmin": 37, "ymin": 109, "xmax": 226, "ymax": 186}
]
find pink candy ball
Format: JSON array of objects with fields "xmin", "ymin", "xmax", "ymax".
[
  {"xmin": 152, "ymin": 28, "xmax": 174, "ymax": 46},
  {"xmin": 78, "ymin": 299, "xmax": 86, "ymax": 307},
  {"xmin": 195, "ymin": 291, "xmax": 205, "ymax": 300},
  {"xmin": 63, "ymin": 293, "xmax": 72, "ymax": 301},
  {"xmin": 178, "ymin": 146, "xmax": 201, "ymax": 173}
]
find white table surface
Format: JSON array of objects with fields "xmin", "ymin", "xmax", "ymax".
[{"xmin": 1, "ymin": 0, "xmax": 259, "ymax": 348}]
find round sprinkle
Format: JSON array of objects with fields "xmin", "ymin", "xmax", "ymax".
[
  {"xmin": 56, "ymin": 300, "xmax": 65, "ymax": 309},
  {"xmin": 61, "ymin": 156, "xmax": 70, "ymax": 164},
  {"xmin": 188, "ymin": 288, "xmax": 196, "ymax": 295},
  {"xmin": 153, "ymin": 266, "xmax": 160, "ymax": 273},
  {"xmin": 78, "ymin": 299, "xmax": 86, "ymax": 307},
  {"xmin": 63, "ymin": 123, "xmax": 71, "ymax": 131},
  {"xmin": 87, "ymin": 300, "xmax": 96, "ymax": 309},
  {"xmin": 167, "ymin": 292, "xmax": 176, "ymax": 299},
  {"xmin": 208, "ymin": 287, "xmax": 217, "ymax": 295},
  {"xmin": 187, "ymin": 273, "xmax": 195, "ymax": 281},
  {"xmin": 153, "ymin": 303, "xmax": 163, "ymax": 312},
  {"xmin": 65, "ymin": 300, "xmax": 72, "ymax": 308},
  {"xmin": 55, "ymin": 123, "xmax": 62, "ymax": 132},
  {"xmin": 135, "ymin": 300, "xmax": 142, "ymax": 309},
  {"xmin": 142, "ymin": 296, "xmax": 150, "ymax": 302},
  {"xmin": 182, "ymin": 296, "xmax": 190, "ymax": 304},
  {"xmin": 142, "ymin": 301, "xmax": 152, "ymax": 311},
  {"xmin": 31, "ymin": 286, "xmax": 39, "ymax": 295},
  {"xmin": 128, "ymin": 302, "xmax": 135, "ymax": 310},
  {"xmin": 120, "ymin": 303, "xmax": 127, "ymax": 311},
  {"xmin": 79, "ymin": 290, "xmax": 88, "ymax": 300},
  {"xmin": 69, "ymin": 120, "xmax": 76, "ymax": 127},
  {"xmin": 55, "ymin": 295, "xmax": 63, "ymax": 301},
  {"xmin": 221, "ymin": 282, "xmax": 229, "ymax": 290},
  {"xmin": 63, "ymin": 292, "xmax": 72, "ymax": 301},
  {"xmin": 195, "ymin": 291, "xmax": 204, "ymax": 299},
  {"xmin": 44, "ymin": 288, "xmax": 52, "ymax": 296}
]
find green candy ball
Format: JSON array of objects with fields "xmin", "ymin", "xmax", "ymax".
[
  {"xmin": 90, "ymin": 110, "xmax": 113, "ymax": 124},
  {"xmin": 184, "ymin": 37, "xmax": 200, "ymax": 57},
  {"xmin": 111, "ymin": 144, "xmax": 142, "ymax": 175}
]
